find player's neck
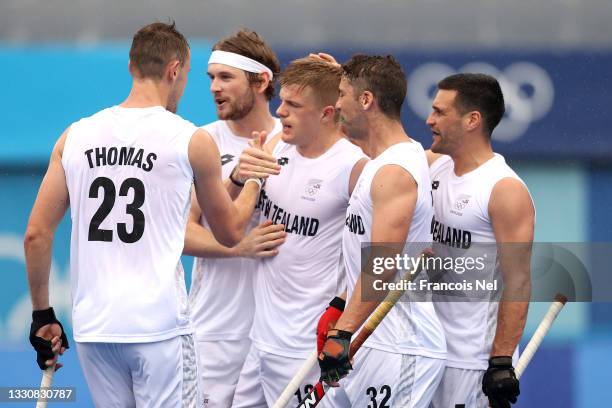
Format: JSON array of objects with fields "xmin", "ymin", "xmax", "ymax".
[
  {"xmin": 226, "ymin": 102, "xmax": 276, "ymax": 139},
  {"xmin": 451, "ymin": 142, "xmax": 494, "ymax": 177},
  {"xmin": 296, "ymin": 127, "xmax": 343, "ymax": 159},
  {"xmin": 367, "ymin": 116, "xmax": 410, "ymax": 159},
  {"xmin": 121, "ymin": 79, "xmax": 167, "ymax": 109}
]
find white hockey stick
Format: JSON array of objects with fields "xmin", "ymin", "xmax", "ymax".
[
  {"xmin": 515, "ymin": 293, "xmax": 567, "ymax": 379},
  {"xmin": 36, "ymin": 362, "xmax": 56, "ymax": 408},
  {"xmin": 272, "ymin": 350, "xmax": 319, "ymax": 408}
]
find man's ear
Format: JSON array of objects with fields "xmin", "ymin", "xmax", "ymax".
[
  {"xmin": 465, "ymin": 111, "xmax": 482, "ymax": 132},
  {"xmin": 166, "ymin": 59, "xmax": 181, "ymax": 82},
  {"xmin": 360, "ymin": 90, "xmax": 374, "ymax": 111},
  {"xmin": 254, "ymin": 72, "xmax": 271, "ymax": 95},
  {"xmin": 321, "ymin": 105, "xmax": 336, "ymax": 122}
]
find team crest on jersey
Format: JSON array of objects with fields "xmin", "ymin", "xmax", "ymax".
[
  {"xmin": 220, "ymin": 154, "xmax": 234, "ymax": 166},
  {"xmin": 278, "ymin": 157, "xmax": 289, "ymax": 166},
  {"xmin": 451, "ymin": 194, "xmax": 471, "ymax": 215},
  {"xmin": 301, "ymin": 178, "xmax": 323, "ymax": 201}
]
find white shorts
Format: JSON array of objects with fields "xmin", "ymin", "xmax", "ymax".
[
  {"xmin": 232, "ymin": 343, "xmax": 324, "ymax": 408},
  {"xmin": 429, "ymin": 366, "xmax": 488, "ymax": 408},
  {"xmin": 76, "ymin": 335, "xmax": 200, "ymax": 408},
  {"xmin": 196, "ymin": 338, "xmax": 250, "ymax": 408},
  {"xmin": 319, "ymin": 347, "xmax": 445, "ymax": 408}
]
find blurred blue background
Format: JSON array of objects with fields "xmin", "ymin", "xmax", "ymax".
[{"xmin": 1, "ymin": 1, "xmax": 611, "ymax": 406}]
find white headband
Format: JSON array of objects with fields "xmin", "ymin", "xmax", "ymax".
[{"xmin": 208, "ymin": 50, "xmax": 273, "ymax": 79}]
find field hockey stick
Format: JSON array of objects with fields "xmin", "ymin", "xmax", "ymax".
[
  {"xmin": 515, "ymin": 293, "xmax": 567, "ymax": 379},
  {"xmin": 36, "ymin": 361, "xmax": 56, "ymax": 408},
  {"xmin": 293, "ymin": 253, "xmax": 429, "ymax": 408}
]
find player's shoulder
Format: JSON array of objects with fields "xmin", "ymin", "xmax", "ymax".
[
  {"xmin": 332, "ymin": 138, "xmax": 367, "ymax": 165},
  {"xmin": 375, "ymin": 140, "xmax": 425, "ymax": 169},
  {"xmin": 428, "ymin": 153, "xmax": 453, "ymax": 175},
  {"xmin": 337, "ymin": 137, "xmax": 365, "ymax": 154},
  {"xmin": 199, "ymin": 119, "xmax": 224, "ymax": 135},
  {"xmin": 71, "ymin": 106, "xmax": 115, "ymax": 126},
  {"xmin": 484, "ymin": 154, "xmax": 525, "ymax": 186},
  {"xmin": 198, "ymin": 120, "xmax": 226, "ymax": 146},
  {"xmin": 160, "ymin": 109, "xmax": 196, "ymax": 128}
]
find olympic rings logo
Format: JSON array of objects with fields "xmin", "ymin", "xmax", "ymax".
[{"xmin": 407, "ymin": 62, "xmax": 554, "ymax": 142}]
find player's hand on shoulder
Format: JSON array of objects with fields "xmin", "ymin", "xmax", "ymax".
[
  {"xmin": 234, "ymin": 220, "xmax": 286, "ymax": 258},
  {"xmin": 29, "ymin": 307, "xmax": 69, "ymax": 371},
  {"xmin": 482, "ymin": 356, "xmax": 520, "ymax": 408},
  {"xmin": 233, "ymin": 130, "xmax": 281, "ymax": 183}
]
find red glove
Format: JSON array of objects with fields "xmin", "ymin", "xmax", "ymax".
[{"xmin": 316, "ymin": 297, "xmax": 345, "ymax": 354}]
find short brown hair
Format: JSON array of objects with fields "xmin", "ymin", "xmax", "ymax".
[
  {"xmin": 129, "ymin": 21, "xmax": 189, "ymax": 79},
  {"xmin": 213, "ymin": 29, "xmax": 280, "ymax": 101},
  {"xmin": 342, "ymin": 54, "xmax": 407, "ymax": 120},
  {"xmin": 280, "ymin": 57, "xmax": 342, "ymax": 109}
]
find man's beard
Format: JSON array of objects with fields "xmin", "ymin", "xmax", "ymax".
[{"xmin": 218, "ymin": 88, "xmax": 256, "ymax": 121}]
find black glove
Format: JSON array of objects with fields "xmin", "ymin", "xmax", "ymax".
[
  {"xmin": 482, "ymin": 356, "xmax": 520, "ymax": 408},
  {"xmin": 29, "ymin": 307, "xmax": 69, "ymax": 370},
  {"xmin": 318, "ymin": 329, "xmax": 352, "ymax": 385}
]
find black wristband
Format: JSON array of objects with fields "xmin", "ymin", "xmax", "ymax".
[
  {"xmin": 229, "ymin": 168, "xmax": 245, "ymax": 187},
  {"xmin": 329, "ymin": 296, "xmax": 346, "ymax": 311},
  {"xmin": 488, "ymin": 356, "xmax": 514, "ymax": 368},
  {"xmin": 32, "ymin": 307, "xmax": 58, "ymax": 325}
]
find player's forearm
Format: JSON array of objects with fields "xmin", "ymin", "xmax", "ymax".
[
  {"xmin": 183, "ymin": 222, "xmax": 237, "ymax": 258},
  {"xmin": 491, "ymin": 243, "xmax": 532, "ymax": 356},
  {"xmin": 334, "ymin": 277, "xmax": 379, "ymax": 333},
  {"xmin": 491, "ymin": 300, "xmax": 529, "ymax": 356},
  {"xmin": 232, "ymin": 182, "xmax": 260, "ymax": 232},
  {"xmin": 24, "ymin": 229, "xmax": 53, "ymax": 310},
  {"xmin": 224, "ymin": 177, "xmax": 242, "ymax": 200}
]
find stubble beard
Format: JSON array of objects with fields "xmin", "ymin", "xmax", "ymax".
[{"xmin": 218, "ymin": 88, "xmax": 256, "ymax": 121}]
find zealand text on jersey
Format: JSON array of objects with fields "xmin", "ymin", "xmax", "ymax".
[
  {"xmin": 84, "ymin": 146, "xmax": 157, "ymax": 172},
  {"xmin": 431, "ymin": 215, "xmax": 472, "ymax": 249},
  {"xmin": 256, "ymin": 190, "xmax": 320, "ymax": 236},
  {"xmin": 345, "ymin": 212, "xmax": 366, "ymax": 235}
]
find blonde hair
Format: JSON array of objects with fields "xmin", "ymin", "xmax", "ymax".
[{"xmin": 280, "ymin": 57, "xmax": 343, "ymax": 110}]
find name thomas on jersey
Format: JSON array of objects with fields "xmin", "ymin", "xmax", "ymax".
[{"xmin": 84, "ymin": 146, "xmax": 157, "ymax": 172}]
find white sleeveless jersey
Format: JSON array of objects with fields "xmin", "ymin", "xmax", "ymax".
[
  {"xmin": 189, "ymin": 119, "xmax": 282, "ymax": 341},
  {"xmin": 429, "ymin": 153, "xmax": 530, "ymax": 369},
  {"xmin": 343, "ymin": 141, "xmax": 447, "ymax": 359},
  {"xmin": 61, "ymin": 106, "xmax": 197, "ymax": 343},
  {"xmin": 250, "ymin": 138, "xmax": 365, "ymax": 358}
]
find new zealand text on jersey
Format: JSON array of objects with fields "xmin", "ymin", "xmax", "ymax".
[
  {"xmin": 257, "ymin": 190, "xmax": 320, "ymax": 236},
  {"xmin": 431, "ymin": 215, "xmax": 471, "ymax": 249},
  {"xmin": 84, "ymin": 146, "xmax": 157, "ymax": 172}
]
